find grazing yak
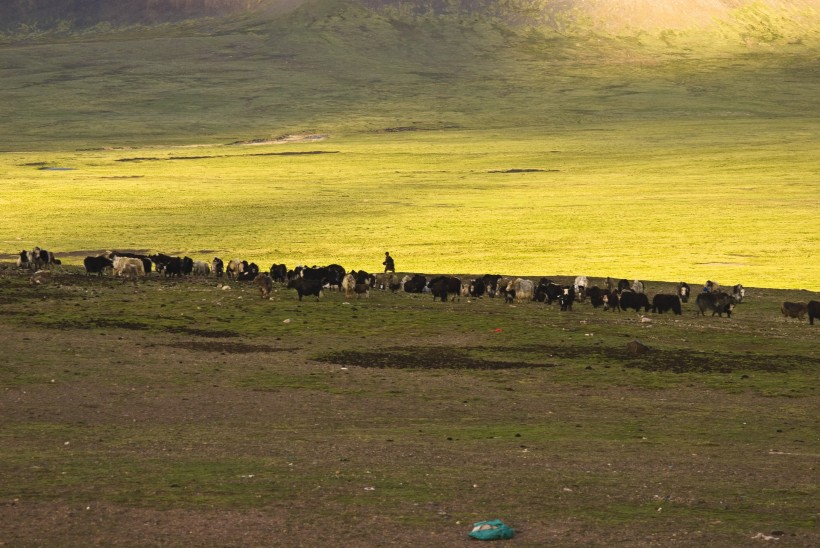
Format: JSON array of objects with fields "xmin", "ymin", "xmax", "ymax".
[
  {"xmin": 149, "ymin": 253, "xmax": 174, "ymax": 275},
  {"xmin": 781, "ymin": 302, "xmax": 808, "ymax": 321},
  {"xmin": 354, "ymin": 283, "xmax": 370, "ymax": 298},
  {"xmin": 212, "ymin": 257, "xmax": 225, "ymax": 278},
  {"xmin": 402, "ymin": 274, "xmax": 427, "ymax": 293},
  {"xmin": 732, "ymin": 284, "xmax": 746, "ymax": 303},
  {"xmin": 587, "ymin": 286, "xmax": 604, "ymax": 308},
  {"xmin": 495, "ymin": 277, "xmax": 513, "ymax": 302},
  {"xmin": 373, "ymin": 272, "xmax": 399, "ymax": 292},
  {"xmin": 288, "ymin": 277, "xmax": 323, "ymax": 301},
  {"xmin": 182, "ymin": 257, "xmax": 194, "ymax": 276},
  {"xmin": 301, "ymin": 264, "xmax": 344, "ymax": 290},
  {"xmin": 677, "ymin": 282, "xmax": 691, "ymax": 303},
  {"xmin": 617, "ymin": 279, "xmax": 631, "ymax": 293},
  {"xmin": 428, "ymin": 276, "xmax": 462, "ymax": 302},
  {"xmin": 573, "ymin": 276, "xmax": 589, "ymax": 301},
  {"xmin": 506, "ymin": 278, "xmax": 534, "ymax": 304},
  {"xmin": 269, "ymin": 263, "xmax": 287, "ymax": 283},
  {"xmin": 603, "ymin": 290, "xmax": 620, "ymax": 311},
  {"xmin": 481, "ymin": 274, "xmax": 503, "ymax": 298},
  {"xmin": 84, "ymin": 255, "xmax": 113, "ymax": 276},
  {"xmin": 237, "ymin": 262, "xmax": 260, "ymax": 281},
  {"xmin": 354, "ymin": 270, "xmax": 376, "ymax": 288},
  {"xmin": 559, "ymin": 286, "xmax": 576, "ymax": 311},
  {"xmin": 468, "ymin": 278, "xmax": 486, "ymax": 298},
  {"xmin": 342, "ymin": 273, "xmax": 356, "ymax": 298},
  {"xmin": 587, "ymin": 286, "xmax": 611, "ymax": 309},
  {"xmin": 620, "ymin": 290, "xmax": 650, "ymax": 313},
  {"xmin": 535, "ymin": 279, "xmax": 562, "ymax": 305},
  {"xmin": 808, "ymin": 300, "xmax": 820, "ymax": 325},
  {"xmin": 696, "ymin": 292, "xmax": 734, "ymax": 317},
  {"xmin": 17, "ymin": 250, "xmax": 30, "ymax": 269},
  {"xmin": 255, "ymin": 274, "xmax": 274, "ymax": 299},
  {"xmin": 192, "ymin": 261, "xmax": 211, "ymax": 276},
  {"xmin": 120, "ymin": 263, "xmax": 140, "ymax": 284},
  {"xmin": 112, "ymin": 256, "xmax": 145, "ymax": 278},
  {"xmin": 165, "ymin": 257, "xmax": 183, "ymax": 277},
  {"xmin": 651, "ymin": 294, "xmax": 682, "ymax": 315},
  {"xmin": 226, "ymin": 259, "xmax": 244, "ymax": 279},
  {"xmin": 301, "ymin": 266, "xmax": 329, "ymax": 285},
  {"xmin": 110, "ymin": 252, "xmax": 149, "ymax": 274},
  {"xmin": 325, "ymin": 264, "xmax": 346, "ymax": 290},
  {"xmin": 30, "ymin": 247, "xmax": 60, "ymax": 269},
  {"xmin": 386, "ymin": 273, "xmax": 402, "ymax": 292},
  {"xmin": 533, "ymin": 279, "xmax": 549, "ymax": 303}
]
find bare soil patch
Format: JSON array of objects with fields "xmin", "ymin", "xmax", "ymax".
[
  {"xmin": 316, "ymin": 344, "xmax": 806, "ymax": 373},
  {"xmin": 315, "ymin": 346, "xmax": 558, "ymax": 370},
  {"xmin": 116, "ymin": 150, "xmax": 337, "ymax": 162},
  {"xmin": 166, "ymin": 341, "xmax": 299, "ymax": 353},
  {"xmin": 488, "ymin": 168, "xmax": 559, "ymax": 173},
  {"xmin": 230, "ymin": 134, "xmax": 329, "ymax": 145}
]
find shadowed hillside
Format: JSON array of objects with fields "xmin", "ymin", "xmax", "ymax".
[
  {"xmin": 0, "ymin": 0, "xmax": 306, "ymax": 30},
  {"xmin": 3, "ymin": 0, "xmax": 818, "ymax": 32},
  {"xmin": 0, "ymin": 0, "xmax": 818, "ymax": 149}
]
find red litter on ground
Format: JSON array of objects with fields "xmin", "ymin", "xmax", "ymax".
[{"xmin": 494, "ymin": 328, "xmax": 503, "ymax": 332}]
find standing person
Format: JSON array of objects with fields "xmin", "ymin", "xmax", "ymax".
[{"xmin": 383, "ymin": 251, "xmax": 395, "ymax": 273}]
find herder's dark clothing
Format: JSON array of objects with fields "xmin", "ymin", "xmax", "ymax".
[{"xmin": 383, "ymin": 256, "xmax": 395, "ymax": 272}]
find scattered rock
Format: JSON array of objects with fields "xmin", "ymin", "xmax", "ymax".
[
  {"xmin": 30, "ymin": 270, "xmax": 52, "ymax": 285},
  {"xmin": 627, "ymin": 340, "xmax": 649, "ymax": 356}
]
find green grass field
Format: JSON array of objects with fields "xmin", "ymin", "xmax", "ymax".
[
  {"xmin": 0, "ymin": 266, "xmax": 817, "ymax": 545},
  {"xmin": 1, "ymin": 2, "xmax": 818, "ymax": 289},
  {"xmin": 2, "ymin": 121, "xmax": 818, "ymax": 289},
  {"xmin": 0, "ymin": 4, "xmax": 819, "ymax": 543}
]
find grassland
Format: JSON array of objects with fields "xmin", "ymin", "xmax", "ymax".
[
  {"xmin": 0, "ymin": 265, "xmax": 817, "ymax": 545},
  {"xmin": 0, "ymin": 2, "xmax": 818, "ymax": 544},
  {"xmin": 1, "ymin": 2, "xmax": 818, "ymax": 289},
  {"xmin": 2, "ymin": 121, "xmax": 819, "ymax": 289}
]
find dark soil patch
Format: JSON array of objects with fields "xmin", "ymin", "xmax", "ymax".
[
  {"xmin": 473, "ymin": 344, "xmax": 806, "ymax": 373},
  {"xmin": 165, "ymin": 326, "xmax": 240, "ymax": 338},
  {"xmin": 167, "ymin": 341, "xmax": 299, "ymax": 353},
  {"xmin": 116, "ymin": 151, "xmax": 337, "ymax": 162},
  {"xmin": 316, "ymin": 344, "xmax": 807, "ymax": 373},
  {"xmin": 488, "ymin": 168, "xmax": 559, "ymax": 173},
  {"xmin": 314, "ymin": 346, "xmax": 558, "ymax": 370},
  {"xmin": 382, "ymin": 126, "xmax": 420, "ymax": 132},
  {"xmin": 378, "ymin": 123, "xmax": 460, "ymax": 133},
  {"xmin": 39, "ymin": 318, "xmax": 151, "ymax": 330}
]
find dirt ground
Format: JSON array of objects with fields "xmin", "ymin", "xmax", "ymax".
[{"xmin": 0, "ymin": 266, "xmax": 817, "ymax": 546}]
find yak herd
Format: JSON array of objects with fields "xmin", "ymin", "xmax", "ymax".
[{"xmin": 14, "ymin": 247, "xmax": 820, "ymax": 326}]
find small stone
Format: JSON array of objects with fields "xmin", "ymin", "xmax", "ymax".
[{"xmin": 627, "ymin": 340, "xmax": 649, "ymax": 356}]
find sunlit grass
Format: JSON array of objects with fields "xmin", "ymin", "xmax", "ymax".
[
  {"xmin": 2, "ymin": 118, "xmax": 817, "ymax": 289},
  {"xmin": 0, "ymin": 3, "xmax": 818, "ymax": 289}
]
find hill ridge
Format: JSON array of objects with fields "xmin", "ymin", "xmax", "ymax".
[{"xmin": 2, "ymin": 0, "xmax": 819, "ymax": 34}]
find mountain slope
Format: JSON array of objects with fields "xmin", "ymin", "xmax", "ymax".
[
  {"xmin": 0, "ymin": 0, "xmax": 817, "ymax": 150},
  {"xmin": 0, "ymin": 1, "xmax": 306, "ymax": 30},
  {"xmin": 3, "ymin": 0, "xmax": 819, "ymax": 33}
]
